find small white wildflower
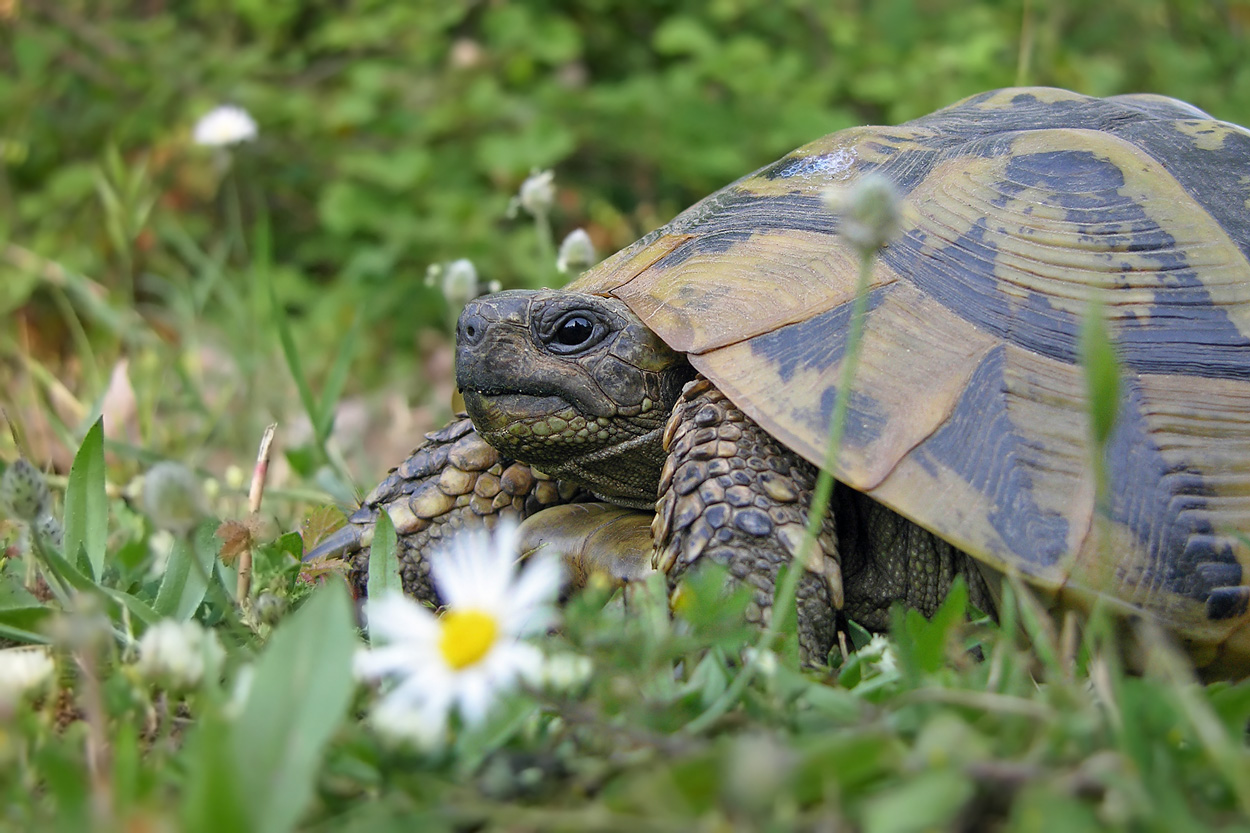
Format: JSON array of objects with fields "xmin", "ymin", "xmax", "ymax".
[
  {"xmin": 134, "ymin": 620, "xmax": 224, "ymax": 691},
  {"xmin": 861, "ymin": 633, "xmax": 898, "ymax": 676},
  {"xmin": 743, "ymin": 646, "xmax": 779, "ymax": 679},
  {"xmin": 823, "ymin": 172, "xmax": 902, "ymax": 254},
  {"xmin": 513, "ymin": 169, "xmax": 555, "ymax": 218},
  {"xmin": 0, "ymin": 647, "xmax": 54, "ymax": 710},
  {"xmin": 555, "ymin": 228, "xmax": 596, "ymax": 274},
  {"xmin": 531, "ymin": 652, "xmax": 592, "ymax": 692},
  {"xmin": 368, "ymin": 700, "xmax": 448, "ymax": 749},
  {"xmin": 192, "ymin": 105, "xmax": 258, "ymax": 147},
  {"xmin": 142, "ymin": 461, "xmax": 207, "ymax": 536},
  {"xmin": 441, "ymin": 259, "xmax": 481, "ymax": 309},
  {"xmin": 355, "ymin": 521, "xmax": 563, "ymax": 746}
]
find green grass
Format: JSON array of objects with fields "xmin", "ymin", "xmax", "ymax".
[
  {"xmin": 2, "ymin": 175, "xmax": 1250, "ymax": 833},
  {"xmin": 4, "ymin": 3, "xmax": 1250, "ymax": 829}
]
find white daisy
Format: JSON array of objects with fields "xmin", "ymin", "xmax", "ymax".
[
  {"xmin": 192, "ymin": 105, "xmax": 258, "ymax": 147},
  {"xmin": 355, "ymin": 521, "xmax": 562, "ymax": 746}
]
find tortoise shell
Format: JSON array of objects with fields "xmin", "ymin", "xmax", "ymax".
[{"xmin": 567, "ymin": 86, "xmax": 1250, "ymax": 672}]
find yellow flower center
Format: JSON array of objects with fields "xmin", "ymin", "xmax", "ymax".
[{"xmin": 438, "ymin": 609, "xmax": 499, "ymax": 670}]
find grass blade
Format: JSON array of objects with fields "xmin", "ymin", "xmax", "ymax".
[
  {"xmin": 366, "ymin": 508, "xmax": 400, "ymax": 618},
  {"xmin": 62, "ymin": 417, "xmax": 108, "ymax": 580},
  {"xmin": 315, "ymin": 309, "xmax": 363, "ymax": 444},
  {"xmin": 154, "ymin": 520, "xmax": 222, "ymax": 620}
]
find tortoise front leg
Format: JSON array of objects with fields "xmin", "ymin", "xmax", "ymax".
[
  {"xmin": 652, "ymin": 379, "xmax": 843, "ymax": 663},
  {"xmin": 318, "ymin": 416, "xmax": 588, "ymax": 604}
]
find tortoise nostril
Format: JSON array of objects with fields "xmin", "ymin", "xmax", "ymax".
[{"xmin": 458, "ymin": 311, "xmax": 487, "ymax": 345}]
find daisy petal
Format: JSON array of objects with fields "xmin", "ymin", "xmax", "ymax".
[
  {"xmin": 354, "ymin": 519, "xmax": 583, "ymax": 740},
  {"xmin": 365, "ymin": 593, "xmax": 438, "ymax": 642}
]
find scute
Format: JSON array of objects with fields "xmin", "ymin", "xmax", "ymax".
[{"xmin": 566, "ymin": 87, "xmax": 1250, "ymax": 669}]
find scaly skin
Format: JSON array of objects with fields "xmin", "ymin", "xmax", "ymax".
[
  {"xmin": 308, "ymin": 289, "xmax": 993, "ymax": 662},
  {"xmin": 333, "ymin": 417, "xmax": 591, "ymax": 604}
]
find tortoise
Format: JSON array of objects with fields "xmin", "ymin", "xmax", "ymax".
[{"xmin": 310, "ymin": 87, "xmax": 1250, "ymax": 677}]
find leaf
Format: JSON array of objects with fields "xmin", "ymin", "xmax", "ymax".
[
  {"xmin": 793, "ymin": 731, "xmax": 903, "ymax": 801},
  {"xmin": 62, "ymin": 417, "xmax": 108, "ymax": 580},
  {"xmin": 894, "ymin": 578, "xmax": 968, "ymax": 677},
  {"xmin": 0, "ymin": 608, "xmax": 52, "ymax": 644},
  {"xmin": 182, "ymin": 711, "xmax": 251, "ymax": 833},
  {"xmin": 1210, "ymin": 680, "xmax": 1250, "ymax": 732},
  {"xmin": 215, "ymin": 518, "xmax": 258, "ymax": 566},
  {"xmin": 38, "ymin": 536, "xmax": 99, "ymax": 593},
  {"xmin": 1008, "ymin": 785, "xmax": 1103, "ymax": 833},
  {"xmin": 35, "ymin": 738, "xmax": 92, "ymax": 831},
  {"xmin": 111, "ymin": 721, "xmax": 141, "ymax": 817},
  {"xmin": 0, "ymin": 605, "xmax": 53, "ymax": 636},
  {"xmin": 366, "ymin": 509, "xmax": 399, "ymax": 613},
  {"xmin": 154, "ymin": 520, "xmax": 222, "ymax": 620},
  {"xmin": 860, "ymin": 769, "xmax": 975, "ymax": 833},
  {"xmin": 300, "ymin": 505, "xmax": 347, "ymax": 553},
  {"xmin": 102, "ymin": 587, "xmax": 161, "ymax": 626},
  {"xmin": 315, "ymin": 309, "xmax": 364, "ymax": 442},
  {"xmin": 232, "ymin": 582, "xmax": 358, "ymax": 833}
]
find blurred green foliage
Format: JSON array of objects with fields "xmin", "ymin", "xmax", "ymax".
[
  {"xmin": 2, "ymin": 6, "xmax": 1250, "ymax": 828},
  {"xmin": 0, "ymin": 0, "xmax": 1248, "ymax": 486},
  {"xmin": 4, "ymin": 0, "xmax": 1249, "ymax": 394}
]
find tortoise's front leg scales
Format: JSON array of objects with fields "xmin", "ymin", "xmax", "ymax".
[
  {"xmin": 653, "ymin": 379, "xmax": 843, "ymax": 663},
  {"xmin": 322, "ymin": 416, "xmax": 586, "ymax": 604}
]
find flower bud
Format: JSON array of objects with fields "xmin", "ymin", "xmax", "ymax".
[
  {"xmin": 0, "ymin": 459, "xmax": 50, "ymax": 522},
  {"xmin": 823, "ymin": 172, "xmax": 902, "ymax": 255},
  {"xmin": 33, "ymin": 512, "xmax": 64, "ymax": 550},
  {"xmin": 142, "ymin": 461, "xmax": 206, "ymax": 536},
  {"xmin": 252, "ymin": 592, "xmax": 287, "ymax": 626},
  {"xmin": 134, "ymin": 620, "xmax": 223, "ymax": 691},
  {"xmin": 441, "ymin": 259, "xmax": 481, "ymax": 308},
  {"xmin": 0, "ymin": 647, "xmax": 55, "ymax": 714},
  {"xmin": 516, "ymin": 169, "xmax": 555, "ymax": 218},
  {"xmin": 530, "ymin": 652, "xmax": 592, "ymax": 691},
  {"xmin": 556, "ymin": 228, "xmax": 596, "ymax": 274}
]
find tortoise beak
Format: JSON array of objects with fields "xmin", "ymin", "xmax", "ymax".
[{"xmin": 454, "ymin": 292, "xmax": 532, "ymax": 395}]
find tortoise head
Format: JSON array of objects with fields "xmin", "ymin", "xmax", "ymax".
[{"xmin": 455, "ymin": 289, "xmax": 693, "ymax": 507}]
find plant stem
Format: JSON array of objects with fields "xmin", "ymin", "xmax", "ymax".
[
  {"xmin": 237, "ymin": 423, "xmax": 277, "ymax": 608},
  {"xmin": 686, "ymin": 248, "xmax": 877, "ymax": 734},
  {"xmin": 770, "ymin": 248, "xmax": 874, "ymax": 656}
]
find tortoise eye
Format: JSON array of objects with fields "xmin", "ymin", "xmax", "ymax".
[{"xmin": 555, "ymin": 315, "xmax": 595, "ymax": 347}]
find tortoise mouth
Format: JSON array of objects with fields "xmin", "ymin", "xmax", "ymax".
[{"xmin": 461, "ymin": 390, "xmax": 576, "ymax": 434}]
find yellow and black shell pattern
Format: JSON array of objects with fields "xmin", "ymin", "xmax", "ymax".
[{"xmin": 568, "ymin": 87, "xmax": 1250, "ymax": 674}]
